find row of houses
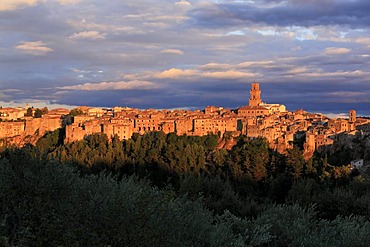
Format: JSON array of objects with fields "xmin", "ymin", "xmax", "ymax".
[
  {"xmin": 0, "ymin": 107, "xmax": 71, "ymax": 143},
  {"xmin": 1, "ymin": 84, "xmax": 369, "ymax": 161},
  {"xmin": 0, "ymin": 115, "xmax": 63, "ymax": 139}
]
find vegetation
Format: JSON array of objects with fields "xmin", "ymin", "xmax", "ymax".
[
  {"xmin": 24, "ymin": 107, "xmax": 49, "ymax": 118},
  {"xmin": 1, "ymin": 129, "xmax": 370, "ymax": 246},
  {"xmin": 33, "ymin": 107, "xmax": 48, "ymax": 118},
  {"xmin": 24, "ymin": 108, "xmax": 33, "ymax": 117},
  {"xmin": 68, "ymin": 108, "xmax": 84, "ymax": 117}
]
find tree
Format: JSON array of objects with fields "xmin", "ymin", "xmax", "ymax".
[
  {"xmin": 34, "ymin": 108, "xmax": 43, "ymax": 118},
  {"xmin": 24, "ymin": 107, "xmax": 33, "ymax": 117},
  {"xmin": 41, "ymin": 107, "xmax": 48, "ymax": 115},
  {"xmin": 228, "ymin": 137, "xmax": 269, "ymax": 182},
  {"xmin": 36, "ymin": 129, "xmax": 62, "ymax": 154},
  {"xmin": 286, "ymin": 147, "xmax": 305, "ymax": 178},
  {"xmin": 68, "ymin": 108, "xmax": 84, "ymax": 117}
]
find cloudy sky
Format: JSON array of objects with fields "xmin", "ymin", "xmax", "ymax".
[{"xmin": 1, "ymin": 0, "xmax": 370, "ymax": 115}]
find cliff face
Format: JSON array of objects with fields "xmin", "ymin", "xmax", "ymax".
[
  {"xmin": 303, "ymin": 142, "xmax": 315, "ymax": 160},
  {"xmin": 0, "ymin": 115, "xmax": 63, "ymax": 148},
  {"xmin": 216, "ymin": 132, "xmax": 239, "ymax": 150},
  {"xmin": 0, "ymin": 134, "xmax": 40, "ymax": 147},
  {"xmin": 301, "ymin": 130, "xmax": 370, "ymax": 164}
]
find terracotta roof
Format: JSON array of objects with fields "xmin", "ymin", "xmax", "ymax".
[{"xmin": 238, "ymin": 106, "xmax": 269, "ymax": 110}]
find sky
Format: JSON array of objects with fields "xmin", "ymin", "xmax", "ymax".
[{"xmin": 1, "ymin": 0, "xmax": 370, "ymax": 115}]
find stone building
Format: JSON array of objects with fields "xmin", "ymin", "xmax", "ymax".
[
  {"xmin": 349, "ymin": 109, "xmax": 356, "ymax": 123},
  {"xmin": 175, "ymin": 118, "xmax": 193, "ymax": 135},
  {"xmin": 102, "ymin": 121, "xmax": 133, "ymax": 140},
  {"xmin": 65, "ymin": 124, "xmax": 85, "ymax": 143},
  {"xmin": 0, "ymin": 107, "xmax": 26, "ymax": 121},
  {"xmin": 0, "ymin": 122, "xmax": 25, "ymax": 138},
  {"xmin": 1, "ymin": 82, "xmax": 364, "ymax": 159},
  {"xmin": 249, "ymin": 83, "xmax": 262, "ymax": 106},
  {"xmin": 237, "ymin": 82, "xmax": 286, "ymax": 117}
]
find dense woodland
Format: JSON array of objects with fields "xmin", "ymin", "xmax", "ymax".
[{"xmin": 1, "ymin": 129, "xmax": 370, "ymax": 246}]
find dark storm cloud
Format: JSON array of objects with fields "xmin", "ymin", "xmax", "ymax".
[
  {"xmin": 188, "ymin": 0, "xmax": 370, "ymax": 28},
  {"xmin": 260, "ymin": 81, "xmax": 370, "ymax": 114},
  {"xmin": 48, "ymin": 44, "xmax": 370, "ymax": 114},
  {"xmin": 50, "ymin": 78, "xmax": 370, "ymax": 116}
]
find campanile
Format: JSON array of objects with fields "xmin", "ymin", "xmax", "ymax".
[
  {"xmin": 249, "ymin": 82, "xmax": 262, "ymax": 106},
  {"xmin": 349, "ymin": 109, "xmax": 356, "ymax": 123}
]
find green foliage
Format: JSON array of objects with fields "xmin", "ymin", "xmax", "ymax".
[
  {"xmin": 68, "ymin": 108, "xmax": 84, "ymax": 117},
  {"xmin": 313, "ymin": 186, "xmax": 370, "ymax": 220},
  {"xmin": 253, "ymin": 204, "xmax": 317, "ymax": 246},
  {"xmin": 4, "ymin": 129, "xmax": 368, "ymax": 245},
  {"xmin": 33, "ymin": 107, "xmax": 48, "ymax": 118},
  {"xmin": 213, "ymin": 211, "xmax": 273, "ymax": 246},
  {"xmin": 32, "ymin": 130, "xmax": 366, "ymax": 209},
  {"xmin": 0, "ymin": 148, "xmax": 271, "ymax": 246},
  {"xmin": 266, "ymin": 173, "xmax": 292, "ymax": 203},
  {"xmin": 227, "ymin": 137, "xmax": 270, "ymax": 182},
  {"xmin": 178, "ymin": 174, "xmax": 261, "ymax": 218},
  {"xmin": 35, "ymin": 129, "xmax": 64, "ymax": 154},
  {"xmin": 296, "ymin": 214, "xmax": 370, "ymax": 247},
  {"xmin": 24, "ymin": 107, "xmax": 33, "ymax": 117},
  {"xmin": 2, "ymin": 145, "xmax": 370, "ymax": 246},
  {"xmin": 286, "ymin": 147, "xmax": 305, "ymax": 178},
  {"xmin": 327, "ymin": 148, "xmax": 352, "ymax": 166},
  {"xmin": 286, "ymin": 178, "xmax": 321, "ymax": 206},
  {"xmin": 252, "ymin": 203, "xmax": 370, "ymax": 247}
]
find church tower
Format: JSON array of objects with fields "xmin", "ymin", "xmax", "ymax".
[
  {"xmin": 249, "ymin": 82, "xmax": 262, "ymax": 106},
  {"xmin": 349, "ymin": 109, "xmax": 356, "ymax": 123}
]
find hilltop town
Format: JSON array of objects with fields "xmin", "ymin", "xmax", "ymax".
[{"xmin": 1, "ymin": 82, "xmax": 370, "ymax": 160}]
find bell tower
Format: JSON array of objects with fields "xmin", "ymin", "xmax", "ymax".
[
  {"xmin": 349, "ymin": 109, "xmax": 356, "ymax": 123},
  {"xmin": 249, "ymin": 82, "xmax": 262, "ymax": 106}
]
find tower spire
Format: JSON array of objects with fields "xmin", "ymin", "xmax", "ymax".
[
  {"xmin": 349, "ymin": 109, "xmax": 356, "ymax": 123},
  {"xmin": 249, "ymin": 82, "xmax": 262, "ymax": 106}
]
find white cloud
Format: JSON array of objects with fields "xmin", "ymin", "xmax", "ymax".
[
  {"xmin": 199, "ymin": 63, "xmax": 232, "ymax": 70},
  {"xmin": 175, "ymin": 1, "xmax": 192, "ymax": 7},
  {"xmin": 160, "ymin": 49, "xmax": 184, "ymax": 55},
  {"xmin": 2, "ymin": 89, "xmax": 22, "ymax": 93},
  {"xmin": 326, "ymin": 91, "xmax": 367, "ymax": 97},
  {"xmin": 201, "ymin": 71, "xmax": 259, "ymax": 79},
  {"xmin": 355, "ymin": 37, "xmax": 370, "ymax": 45},
  {"xmin": 15, "ymin": 41, "xmax": 53, "ymax": 56},
  {"xmin": 324, "ymin": 47, "xmax": 351, "ymax": 55},
  {"xmin": 155, "ymin": 67, "xmax": 258, "ymax": 80},
  {"xmin": 304, "ymin": 69, "xmax": 370, "ymax": 78},
  {"xmin": 0, "ymin": 0, "xmax": 79, "ymax": 11},
  {"xmin": 354, "ymin": 37, "xmax": 370, "ymax": 48},
  {"xmin": 156, "ymin": 68, "xmax": 197, "ymax": 79},
  {"xmin": 57, "ymin": 0, "xmax": 80, "ymax": 5},
  {"xmin": 58, "ymin": 80, "xmax": 159, "ymax": 91},
  {"xmin": 0, "ymin": 0, "xmax": 38, "ymax": 11},
  {"xmin": 286, "ymin": 67, "xmax": 308, "ymax": 74},
  {"xmin": 68, "ymin": 31, "xmax": 106, "ymax": 40},
  {"xmin": 67, "ymin": 20, "xmax": 141, "ymax": 34},
  {"xmin": 237, "ymin": 61, "xmax": 275, "ymax": 68}
]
